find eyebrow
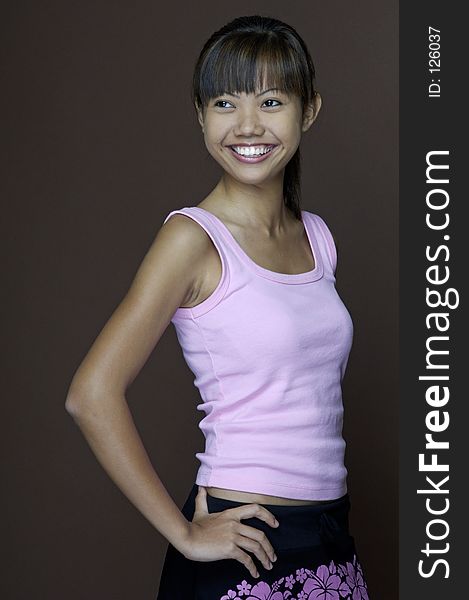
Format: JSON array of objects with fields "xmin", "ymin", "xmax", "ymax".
[{"xmin": 223, "ymin": 88, "xmax": 282, "ymax": 99}]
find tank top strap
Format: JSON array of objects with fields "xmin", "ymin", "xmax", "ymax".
[
  {"xmin": 163, "ymin": 206, "xmax": 221, "ymax": 237},
  {"xmin": 162, "ymin": 206, "xmax": 233, "ymax": 318},
  {"xmin": 163, "ymin": 205, "xmax": 228, "ymax": 250},
  {"xmin": 163, "ymin": 205, "xmax": 245, "ymax": 270},
  {"xmin": 304, "ymin": 211, "xmax": 338, "ymax": 276}
]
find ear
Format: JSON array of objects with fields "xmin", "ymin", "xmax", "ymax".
[
  {"xmin": 196, "ymin": 104, "xmax": 205, "ymax": 133},
  {"xmin": 302, "ymin": 91, "xmax": 322, "ymax": 132}
]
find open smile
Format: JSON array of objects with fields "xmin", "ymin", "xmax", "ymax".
[{"xmin": 227, "ymin": 144, "xmax": 278, "ymax": 163}]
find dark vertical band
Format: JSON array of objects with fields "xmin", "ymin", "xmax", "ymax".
[{"xmin": 400, "ymin": 2, "xmax": 465, "ymax": 598}]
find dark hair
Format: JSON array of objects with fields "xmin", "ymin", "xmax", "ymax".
[{"xmin": 191, "ymin": 15, "xmax": 318, "ymax": 220}]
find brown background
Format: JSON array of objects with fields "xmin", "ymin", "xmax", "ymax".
[{"xmin": 2, "ymin": 1, "xmax": 398, "ymax": 598}]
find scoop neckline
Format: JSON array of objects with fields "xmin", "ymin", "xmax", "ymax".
[{"xmin": 192, "ymin": 206, "xmax": 324, "ymax": 284}]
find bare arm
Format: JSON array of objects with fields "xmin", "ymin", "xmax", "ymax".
[
  {"xmin": 65, "ymin": 213, "xmax": 209, "ymax": 555},
  {"xmin": 66, "ymin": 213, "xmax": 280, "ymax": 578}
]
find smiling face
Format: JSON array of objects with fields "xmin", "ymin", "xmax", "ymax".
[{"xmin": 196, "ymin": 84, "xmax": 321, "ymax": 187}]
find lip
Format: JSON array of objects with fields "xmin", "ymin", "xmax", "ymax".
[{"xmin": 227, "ymin": 144, "xmax": 278, "ymax": 164}]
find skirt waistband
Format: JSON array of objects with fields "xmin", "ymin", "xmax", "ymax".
[{"xmin": 191, "ymin": 485, "xmax": 352, "ymax": 553}]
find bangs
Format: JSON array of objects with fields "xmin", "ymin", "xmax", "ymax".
[{"xmin": 193, "ymin": 33, "xmax": 314, "ymax": 111}]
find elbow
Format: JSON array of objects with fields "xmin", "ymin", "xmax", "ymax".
[
  {"xmin": 65, "ymin": 378, "xmax": 123, "ymax": 417},
  {"xmin": 65, "ymin": 379, "xmax": 96, "ymax": 417},
  {"xmin": 65, "ymin": 388, "xmax": 86, "ymax": 417}
]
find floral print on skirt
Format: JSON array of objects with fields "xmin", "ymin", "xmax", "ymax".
[{"xmin": 156, "ymin": 483, "xmax": 370, "ymax": 600}]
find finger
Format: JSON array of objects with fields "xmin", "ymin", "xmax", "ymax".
[
  {"xmin": 232, "ymin": 546, "xmax": 260, "ymax": 579},
  {"xmin": 235, "ymin": 533, "xmax": 273, "ymax": 571},
  {"xmin": 235, "ymin": 503, "xmax": 279, "ymax": 529},
  {"xmin": 237, "ymin": 523, "xmax": 277, "ymax": 562},
  {"xmin": 193, "ymin": 486, "xmax": 208, "ymax": 518}
]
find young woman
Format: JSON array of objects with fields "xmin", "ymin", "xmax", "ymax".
[{"xmin": 66, "ymin": 14, "xmax": 370, "ymax": 600}]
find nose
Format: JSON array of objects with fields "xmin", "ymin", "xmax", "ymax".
[{"xmin": 233, "ymin": 107, "xmax": 265, "ymax": 137}]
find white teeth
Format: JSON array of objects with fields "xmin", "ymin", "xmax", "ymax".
[{"xmin": 232, "ymin": 145, "xmax": 273, "ymax": 156}]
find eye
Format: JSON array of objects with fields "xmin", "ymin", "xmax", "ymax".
[
  {"xmin": 213, "ymin": 99, "xmax": 234, "ymax": 109},
  {"xmin": 263, "ymin": 99, "xmax": 282, "ymax": 107}
]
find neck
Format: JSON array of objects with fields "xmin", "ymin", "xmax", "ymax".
[{"xmin": 212, "ymin": 173, "xmax": 291, "ymax": 232}]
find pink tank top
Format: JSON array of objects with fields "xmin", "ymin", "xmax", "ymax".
[{"xmin": 163, "ymin": 206, "xmax": 354, "ymax": 501}]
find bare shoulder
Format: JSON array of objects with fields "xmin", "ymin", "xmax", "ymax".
[
  {"xmin": 163, "ymin": 210, "xmax": 225, "ymax": 305},
  {"xmin": 159, "ymin": 211, "xmax": 214, "ymax": 254},
  {"xmin": 129, "ymin": 211, "xmax": 216, "ymax": 310}
]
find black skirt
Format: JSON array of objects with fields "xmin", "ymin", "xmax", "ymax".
[{"xmin": 156, "ymin": 483, "xmax": 370, "ymax": 600}]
